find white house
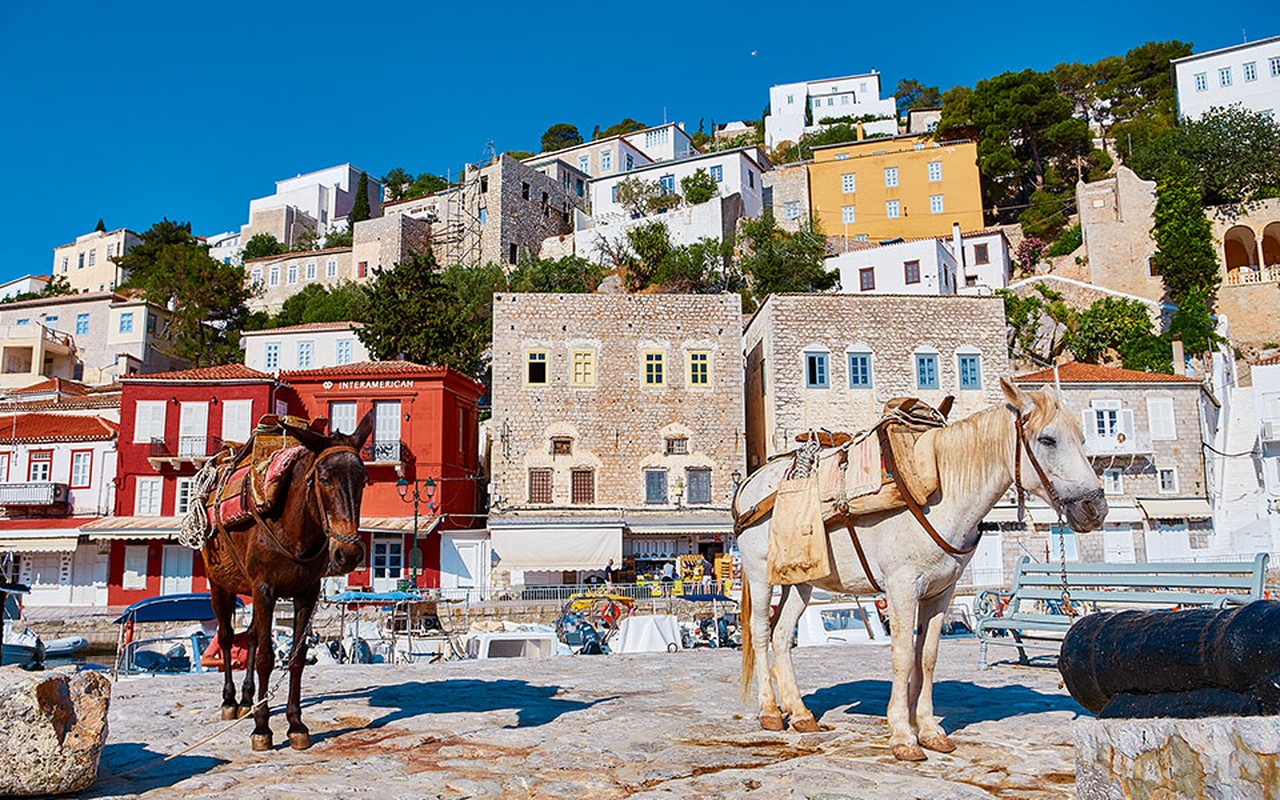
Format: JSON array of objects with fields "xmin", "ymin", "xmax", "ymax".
[
  {"xmin": 1253, "ymin": 353, "xmax": 1280, "ymax": 550},
  {"xmin": 525, "ymin": 123, "xmax": 694, "ymax": 179},
  {"xmin": 242, "ymin": 321, "xmax": 369, "ymax": 373},
  {"xmin": 1173, "ymin": 35, "xmax": 1280, "ymax": 121},
  {"xmin": 0, "ymin": 275, "xmax": 49, "ymax": 300},
  {"xmin": 248, "ymin": 164, "xmax": 382, "ymax": 236},
  {"xmin": 587, "ymin": 147, "xmax": 769, "ymax": 222},
  {"xmin": 765, "ymin": 72, "xmax": 898, "ymax": 147},
  {"xmin": 829, "ymin": 226, "xmax": 1010, "ymax": 295}
]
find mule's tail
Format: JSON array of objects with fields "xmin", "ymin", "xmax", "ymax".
[{"xmin": 739, "ymin": 575, "xmax": 753, "ymax": 702}]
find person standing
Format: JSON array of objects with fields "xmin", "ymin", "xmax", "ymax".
[{"xmin": 604, "ymin": 559, "xmax": 615, "ymax": 587}]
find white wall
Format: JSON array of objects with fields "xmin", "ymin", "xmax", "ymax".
[
  {"xmin": 573, "ymin": 195, "xmax": 734, "ymax": 264},
  {"xmin": 959, "ymin": 231, "xmax": 1011, "ymax": 291},
  {"xmin": 765, "ymin": 72, "xmax": 898, "ymax": 147},
  {"xmin": 0, "ymin": 438, "xmax": 116, "ymax": 515},
  {"xmin": 589, "ymin": 149, "xmax": 765, "ymax": 221},
  {"xmin": 1254, "ymin": 363, "xmax": 1280, "ymax": 546},
  {"xmin": 830, "ymin": 239, "xmax": 957, "ymax": 295},
  {"xmin": 243, "ymin": 326, "xmax": 369, "ymax": 372},
  {"xmin": 1175, "ymin": 37, "xmax": 1280, "ymax": 120}
]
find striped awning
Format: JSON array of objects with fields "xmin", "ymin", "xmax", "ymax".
[
  {"xmin": 1137, "ymin": 498, "xmax": 1214, "ymax": 519},
  {"xmin": 0, "ymin": 536, "xmax": 79, "ymax": 552},
  {"xmin": 360, "ymin": 516, "xmax": 441, "ymax": 537},
  {"xmin": 81, "ymin": 516, "xmax": 182, "ymax": 539}
]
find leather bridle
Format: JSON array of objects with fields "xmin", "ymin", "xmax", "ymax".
[
  {"xmin": 303, "ymin": 445, "xmax": 366, "ymax": 546},
  {"xmin": 1013, "ymin": 409, "xmax": 1063, "ymax": 518}
]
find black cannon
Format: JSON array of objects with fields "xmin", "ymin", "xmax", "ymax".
[{"xmin": 1058, "ymin": 600, "xmax": 1280, "ymax": 718}]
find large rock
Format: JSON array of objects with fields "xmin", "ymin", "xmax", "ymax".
[
  {"xmin": 1075, "ymin": 716, "xmax": 1280, "ymax": 799},
  {"xmin": 0, "ymin": 666, "xmax": 110, "ymax": 796}
]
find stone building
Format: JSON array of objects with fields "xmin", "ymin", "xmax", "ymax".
[
  {"xmin": 383, "ymin": 153, "xmax": 584, "ymax": 269},
  {"xmin": 742, "ymin": 293, "xmax": 1010, "ymax": 472},
  {"xmin": 762, "ymin": 161, "xmax": 811, "ymax": 232},
  {"xmin": 489, "ymin": 293, "xmax": 746, "ymax": 588},
  {"xmin": 51, "ymin": 228, "xmax": 141, "ymax": 294},
  {"xmin": 1076, "ymin": 166, "xmax": 1163, "ymax": 300}
]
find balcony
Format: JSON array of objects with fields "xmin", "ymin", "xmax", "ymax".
[
  {"xmin": 1264, "ymin": 419, "xmax": 1280, "ymax": 443},
  {"xmin": 1225, "ymin": 266, "xmax": 1280, "ymax": 286},
  {"xmin": 361, "ymin": 439, "xmax": 407, "ymax": 466},
  {"xmin": 147, "ymin": 436, "xmax": 223, "ymax": 468},
  {"xmin": 0, "ymin": 482, "xmax": 69, "ymax": 508},
  {"xmin": 1083, "ymin": 433, "xmax": 1154, "ymax": 459}
]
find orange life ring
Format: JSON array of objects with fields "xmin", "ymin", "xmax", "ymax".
[{"xmin": 874, "ymin": 596, "xmax": 888, "ymax": 611}]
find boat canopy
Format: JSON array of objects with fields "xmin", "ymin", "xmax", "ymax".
[
  {"xmin": 326, "ymin": 590, "xmax": 422, "ymax": 605},
  {"xmin": 113, "ymin": 592, "xmax": 243, "ymax": 625}
]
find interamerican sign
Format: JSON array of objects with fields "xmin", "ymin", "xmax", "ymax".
[{"xmin": 321, "ymin": 379, "xmax": 416, "ymax": 390}]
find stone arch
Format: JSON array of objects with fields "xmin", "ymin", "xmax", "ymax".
[
  {"xmin": 1262, "ymin": 222, "xmax": 1280, "ymax": 268},
  {"xmin": 1224, "ymin": 226, "xmax": 1260, "ymax": 276}
]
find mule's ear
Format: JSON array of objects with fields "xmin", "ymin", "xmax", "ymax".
[
  {"xmin": 352, "ymin": 409, "xmax": 376, "ymax": 450},
  {"xmin": 1000, "ymin": 377, "xmax": 1033, "ymax": 414},
  {"xmin": 284, "ymin": 423, "xmax": 329, "ymax": 453}
]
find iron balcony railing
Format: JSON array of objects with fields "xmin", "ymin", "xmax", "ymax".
[
  {"xmin": 149, "ymin": 435, "xmax": 223, "ymax": 459},
  {"xmin": 0, "ymin": 482, "xmax": 68, "ymax": 505},
  {"xmin": 361, "ymin": 439, "xmax": 407, "ymax": 465}
]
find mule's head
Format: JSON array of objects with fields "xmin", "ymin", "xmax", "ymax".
[
  {"xmin": 1000, "ymin": 377, "xmax": 1107, "ymax": 532},
  {"xmin": 291, "ymin": 410, "xmax": 375, "ymax": 574}
]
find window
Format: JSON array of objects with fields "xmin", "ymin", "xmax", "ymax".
[
  {"xmin": 508, "ymin": 244, "xmax": 518, "ymax": 264},
  {"xmin": 973, "ymin": 243, "xmax": 990, "ymax": 265},
  {"xmin": 71, "ymin": 451, "xmax": 92, "ymax": 488},
  {"xmin": 335, "ymin": 339, "xmax": 353, "ymax": 365},
  {"xmin": 659, "ymin": 174, "xmax": 675, "ymax": 195},
  {"xmin": 61, "ymin": 257, "xmax": 68, "ymax": 273},
  {"xmin": 915, "ymin": 353, "xmax": 939, "ymax": 389},
  {"xmin": 78, "ymin": 252, "xmax": 84, "ymax": 269},
  {"xmin": 958, "ymin": 354, "xmax": 981, "ymax": 389},
  {"xmin": 123, "ymin": 546, "xmax": 148, "ymax": 590},
  {"xmin": 563, "ymin": 349, "xmax": 595, "ymax": 387},
  {"xmin": 371, "ymin": 538, "xmax": 403, "ymax": 583},
  {"xmin": 805, "ymin": 351, "xmax": 829, "ymax": 388},
  {"xmin": 644, "ymin": 469, "xmax": 668, "ymax": 504},
  {"xmin": 747, "ymin": 171, "xmax": 754, "ymax": 189},
  {"xmin": 886, "ymin": 200, "xmax": 900, "ymax": 219},
  {"xmin": 859, "ymin": 267, "xmax": 875, "ymax": 291},
  {"xmin": 297, "ymin": 341, "xmax": 313, "ymax": 369},
  {"xmin": 1158, "ymin": 467, "xmax": 1179, "ymax": 494},
  {"xmin": 841, "ymin": 205, "xmax": 856, "ymax": 225},
  {"xmin": 14, "ymin": 318, "xmax": 27, "ymax": 327},
  {"xmin": 601, "ymin": 149, "xmax": 612, "ymax": 171},
  {"xmin": 529, "ymin": 469, "xmax": 553, "ymax": 503},
  {"xmin": 45, "ymin": 315, "xmax": 58, "ymax": 329},
  {"xmin": 176, "ymin": 477, "xmax": 193, "ymax": 515},
  {"xmin": 478, "ymin": 208, "xmax": 488, "ymax": 225},
  {"xmin": 834, "ymin": 153, "xmax": 849, "ymax": 161},
  {"xmin": 1194, "ymin": 72, "xmax": 1207, "ymax": 92},
  {"xmin": 578, "ymin": 155, "xmax": 589, "ymax": 172},
  {"xmin": 626, "ymin": 153, "xmax": 634, "ymax": 171},
  {"xmin": 884, "ymin": 167, "xmax": 899, "ymax": 188},
  {"xmin": 1147, "ymin": 397, "xmax": 1176, "ymax": 440},
  {"xmin": 287, "ymin": 264, "xmax": 298, "ymax": 284},
  {"xmin": 813, "ymin": 98, "xmax": 821, "ymax": 109},
  {"xmin": 644, "ymin": 351, "xmax": 665, "ymax": 385},
  {"xmin": 783, "ymin": 200, "xmax": 801, "ymax": 220},
  {"xmin": 903, "ymin": 260, "xmax": 921, "ymax": 284},
  {"xmin": 1102, "ymin": 468, "xmax": 1123, "ymax": 495},
  {"xmin": 848, "ymin": 352, "xmax": 871, "ymax": 388},
  {"xmin": 687, "ymin": 351, "xmax": 710, "ymax": 386},
  {"xmin": 1219, "ymin": 67, "xmax": 1232, "ymax": 87},
  {"xmin": 373, "ymin": 401, "xmax": 401, "ymax": 461},
  {"xmin": 135, "ymin": 477, "xmax": 162, "ymax": 515},
  {"xmin": 133, "ymin": 400, "xmax": 166, "ymax": 443},
  {"xmin": 329, "ymin": 402, "xmax": 357, "ymax": 435},
  {"xmin": 326, "ymin": 259, "xmax": 338, "ymax": 278},
  {"xmin": 251, "ymin": 268, "xmax": 263, "ymax": 287},
  {"xmin": 525, "ymin": 350, "xmax": 548, "ymax": 384},
  {"xmin": 842, "ymin": 95, "xmax": 850, "ymax": 105},
  {"xmin": 786, "ymin": 94, "xmax": 794, "ymax": 104},
  {"xmin": 480, "ymin": 176, "xmax": 489, "ymax": 193},
  {"xmin": 0, "ymin": 453, "xmax": 8, "ymax": 481},
  {"xmin": 27, "ymin": 450, "xmax": 52, "ymax": 482},
  {"xmin": 686, "ymin": 468, "xmax": 712, "ymax": 504},
  {"xmin": 571, "ymin": 469, "xmax": 594, "ymax": 505},
  {"xmin": 928, "ymin": 161, "xmax": 942, "ymax": 182},
  {"xmin": 520, "ymin": 182, "xmax": 530, "ymax": 200},
  {"xmin": 929, "ymin": 194, "xmax": 944, "ymax": 214},
  {"xmin": 119, "ymin": 312, "xmax": 134, "ymax": 333},
  {"xmin": 709, "ymin": 165, "xmax": 723, "ymax": 182},
  {"xmin": 264, "ymin": 343, "xmax": 280, "ymax": 370},
  {"xmin": 269, "ymin": 266, "xmax": 280, "ymax": 286},
  {"xmin": 551, "ymin": 437, "xmax": 573, "ymax": 456},
  {"xmin": 1244, "ymin": 61, "xmax": 1258, "ymax": 82},
  {"xmin": 665, "ymin": 436, "xmax": 689, "ymax": 455},
  {"xmin": 305, "ymin": 261, "xmax": 316, "ymax": 281},
  {"xmin": 1272, "ymin": 57, "xmax": 1280, "ymax": 78},
  {"xmin": 841, "ymin": 173, "xmax": 856, "ymax": 193},
  {"xmin": 222, "ymin": 399, "xmax": 253, "ymax": 444}
]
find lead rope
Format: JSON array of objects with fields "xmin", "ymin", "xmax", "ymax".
[
  {"xmin": 1057, "ymin": 510, "xmax": 1076, "ymax": 619},
  {"xmin": 1015, "ymin": 410, "xmax": 1076, "ymax": 620}
]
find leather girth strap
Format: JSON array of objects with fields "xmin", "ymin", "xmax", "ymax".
[
  {"xmin": 839, "ymin": 516, "xmax": 881, "ymax": 593},
  {"xmin": 733, "ymin": 491, "xmax": 776, "ymax": 533},
  {"xmin": 877, "ymin": 425, "xmax": 978, "ymax": 557}
]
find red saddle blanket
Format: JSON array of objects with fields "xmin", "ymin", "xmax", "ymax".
[{"xmin": 210, "ymin": 445, "xmax": 308, "ymax": 528}]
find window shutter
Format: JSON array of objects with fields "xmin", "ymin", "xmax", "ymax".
[
  {"xmin": 1120, "ymin": 408, "xmax": 1135, "ymax": 442},
  {"xmin": 1081, "ymin": 410, "xmax": 1095, "ymax": 442}
]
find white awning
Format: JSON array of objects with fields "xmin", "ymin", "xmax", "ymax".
[
  {"xmin": 981, "ymin": 505, "xmax": 1058, "ymax": 524},
  {"xmin": 1103, "ymin": 504, "xmax": 1145, "ymax": 523},
  {"xmin": 1137, "ymin": 498, "xmax": 1214, "ymax": 519},
  {"xmin": 82, "ymin": 516, "xmax": 181, "ymax": 539},
  {"xmin": 360, "ymin": 516, "xmax": 441, "ymax": 537},
  {"xmin": 0, "ymin": 536, "xmax": 79, "ymax": 552},
  {"xmin": 490, "ymin": 523, "xmax": 623, "ymax": 572}
]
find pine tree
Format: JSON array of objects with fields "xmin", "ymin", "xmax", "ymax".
[
  {"xmin": 1150, "ymin": 158, "xmax": 1219, "ymax": 306},
  {"xmin": 94, "ymin": 218, "xmax": 106, "ymax": 232},
  {"xmin": 349, "ymin": 173, "xmax": 372, "ymax": 225}
]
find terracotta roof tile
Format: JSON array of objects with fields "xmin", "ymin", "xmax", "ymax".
[
  {"xmin": 1253, "ymin": 353, "xmax": 1280, "ymax": 367},
  {"xmin": 0, "ymin": 394, "xmax": 122, "ymax": 413},
  {"xmin": 6, "ymin": 378, "xmax": 89, "ymax": 396},
  {"xmin": 280, "ymin": 360, "xmax": 449, "ymax": 380},
  {"xmin": 0, "ymin": 414, "xmax": 118, "ymax": 443},
  {"xmin": 243, "ymin": 321, "xmax": 363, "ymax": 335},
  {"xmin": 1014, "ymin": 362, "xmax": 1199, "ymax": 384},
  {"xmin": 123, "ymin": 364, "xmax": 273, "ymax": 382}
]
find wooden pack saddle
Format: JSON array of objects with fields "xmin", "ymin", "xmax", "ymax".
[{"xmin": 207, "ymin": 415, "xmax": 327, "ymax": 530}]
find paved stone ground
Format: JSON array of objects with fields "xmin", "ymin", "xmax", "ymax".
[{"xmin": 85, "ymin": 640, "xmax": 1082, "ymax": 799}]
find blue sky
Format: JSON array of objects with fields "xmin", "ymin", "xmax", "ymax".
[{"xmin": 0, "ymin": 2, "xmax": 1265, "ymax": 281}]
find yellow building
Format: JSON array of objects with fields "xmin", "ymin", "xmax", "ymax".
[{"xmin": 808, "ymin": 134, "xmax": 983, "ymax": 241}]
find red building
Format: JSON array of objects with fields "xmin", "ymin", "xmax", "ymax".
[
  {"xmin": 88, "ymin": 365, "xmax": 280, "ymax": 605},
  {"xmin": 279, "ymin": 361, "xmax": 485, "ymax": 591}
]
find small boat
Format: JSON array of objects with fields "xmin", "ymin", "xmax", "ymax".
[
  {"xmin": 44, "ymin": 636, "xmax": 88, "ymax": 659},
  {"xmin": 2, "ymin": 621, "xmax": 44, "ymax": 668},
  {"xmin": 113, "ymin": 593, "xmax": 244, "ymax": 676}
]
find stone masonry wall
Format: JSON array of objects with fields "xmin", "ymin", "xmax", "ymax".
[
  {"xmin": 743, "ymin": 294, "xmax": 1010, "ymax": 468},
  {"xmin": 490, "ymin": 293, "xmax": 745, "ymax": 511},
  {"xmin": 494, "ymin": 155, "xmax": 581, "ymax": 267},
  {"xmin": 352, "ymin": 214, "xmax": 431, "ymax": 275},
  {"xmin": 1078, "ymin": 167, "xmax": 1163, "ymax": 301},
  {"xmin": 762, "ymin": 163, "xmax": 810, "ymax": 232}
]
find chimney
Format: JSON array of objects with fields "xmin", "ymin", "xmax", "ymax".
[
  {"xmin": 952, "ymin": 223, "xmax": 965, "ymax": 269},
  {"xmin": 855, "ymin": 122, "xmax": 864, "ymax": 141},
  {"xmin": 1172, "ymin": 335, "xmax": 1185, "ymax": 376}
]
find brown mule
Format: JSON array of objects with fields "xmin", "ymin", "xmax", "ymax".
[{"xmin": 204, "ymin": 411, "xmax": 374, "ymax": 752}]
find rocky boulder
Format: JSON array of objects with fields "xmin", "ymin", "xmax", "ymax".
[{"xmin": 0, "ymin": 666, "xmax": 110, "ymax": 796}]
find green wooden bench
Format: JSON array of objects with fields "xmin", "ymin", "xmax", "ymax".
[{"xmin": 974, "ymin": 553, "xmax": 1270, "ymax": 669}]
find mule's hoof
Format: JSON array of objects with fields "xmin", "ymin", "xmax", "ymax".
[
  {"xmin": 237, "ymin": 704, "xmax": 253, "ymax": 719},
  {"xmin": 759, "ymin": 714, "xmax": 785, "ymax": 731},
  {"xmin": 220, "ymin": 705, "xmax": 239, "ymax": 721},
  {"xmin": 791, "ymin": 716, "xmax": 820, "ymax": 733},
  {"xmin": 251, "ymin": 733, "xmax": 273, "ymax": 751},
  {"xmin": 891, "ymin": 743, "xmax": 927, "ymax": 762},
  {"xmin": 288, "ymin": 732, "xmax": 311, "ymax": 750},
  {"xmin": 920, "ymin": 734, "xmax": 956, "ymax": 753}
]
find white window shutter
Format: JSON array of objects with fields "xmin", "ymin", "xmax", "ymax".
[
  {"xmin": 1120, "ymin": 408, "xmax": 1135, "ymax": 441},
  {"xmin": 1082, "ymin": 410, "xmax": 1096, "ymax": 441}
]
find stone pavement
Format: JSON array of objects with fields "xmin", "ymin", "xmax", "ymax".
[{"xmin": 86, "ymin": 640, "xmax": 1082, "ymax": 799}]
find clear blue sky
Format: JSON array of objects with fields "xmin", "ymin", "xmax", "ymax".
[{"xmin": 0, "ymin": 2, "xmax": 1264, "ymax": 281}]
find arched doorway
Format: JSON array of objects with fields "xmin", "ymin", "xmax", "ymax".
[
  {"xmin": 1224, "ymin": 226, "xmax": 1260, "ymax": 280},
  {"xmin": 1262, "ymin": 221, "xmax": 1280, "ymax": 268}
]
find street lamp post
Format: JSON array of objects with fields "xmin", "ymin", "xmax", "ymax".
[{"xmin": 396, "ymin": 476, "xmax": 436, "ymax": 591}]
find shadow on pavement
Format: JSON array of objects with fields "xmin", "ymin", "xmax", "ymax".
[
  {"xmin": 81, "ymin": 743, "xmax": 227, "ymax": 798},
  {"xmin": 804, "ymin": 679, "xmax": 1083, "ymax": 732}
]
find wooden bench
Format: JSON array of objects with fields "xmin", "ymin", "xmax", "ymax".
[{"xmin": 973, "ymin": 553, "xmax": 1270, "ymax": 669}]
